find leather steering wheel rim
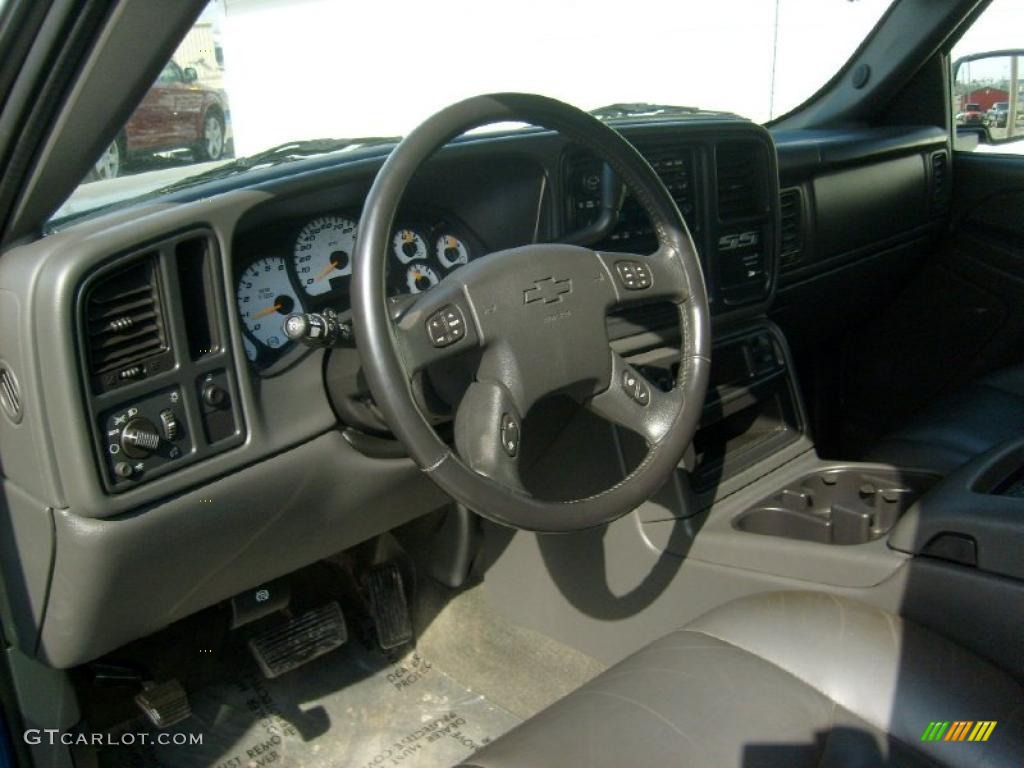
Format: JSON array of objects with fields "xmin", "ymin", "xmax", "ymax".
[{"xmin": 352, "ymin": 93, "xmax": 710, "ymax": 532}]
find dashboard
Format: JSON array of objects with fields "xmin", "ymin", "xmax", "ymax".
[
  {"xmin": 234, "ymin": 209, "xmax": 484, "ymax": 369},
  {"xmin": 0, "ymin": 113, "xmax": 951, "ymax": 669}
]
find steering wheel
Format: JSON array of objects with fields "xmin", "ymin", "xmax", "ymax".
[{"xmin": 352, "ymin": 93, "xmax": 710, "ymax": 532}]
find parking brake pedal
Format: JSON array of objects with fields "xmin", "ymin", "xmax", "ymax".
[
  {"xmin": 135, "ymin": 679, "xmax": 191, "ymax": 729},
  {"xmin": 366, "ymin": 563, "xmax": 413, "ymax": 650},
  {"xmin": 248, "ymin": 601, "xmax": 348, "ymax": 679}
]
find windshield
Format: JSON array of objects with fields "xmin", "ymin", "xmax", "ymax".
[{"xmin": 53, "ymin": 0, "xmax": 894, "ymax": 224}]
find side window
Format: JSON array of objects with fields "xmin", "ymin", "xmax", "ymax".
[
  {"xmin": 951, "ymin": 0, "xmax": 1024, "ymax": 155},
  {"xmin": 157, "ymin": 61, "xmax": 183, "ymax": 84}
]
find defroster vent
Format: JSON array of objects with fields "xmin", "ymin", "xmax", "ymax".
[{"xmin": 85, "ymin": 257, "xmax": 171, "ymax": 392}]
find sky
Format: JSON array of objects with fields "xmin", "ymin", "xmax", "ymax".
[{"xmin": 215, "ymin": 0, "xmax": 895, "ymax": 155}]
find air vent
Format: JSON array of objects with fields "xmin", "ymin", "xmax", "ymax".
[
  {"xmin": 85, "ymin": 258, "xmax": 170, "ymax": 390},
  {"xmin": 779, "ymin": 188, "xmax": 803, "ymax": 270},
  {"xmin": 930, "ymin": 150, "xmax": 950, "ymax": 216},
  {"xmin": 716, "ymin": 142, "xmax": 766, "ymax": 221},
  {"xmin": 0, "ymin": 362, "xmax": 21, "ymax": 424}
]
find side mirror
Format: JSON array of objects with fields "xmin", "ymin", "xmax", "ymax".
[
  {"xmin": 183, "ymin": 67, "xmax": 198, "ymax": 83},
  {"xmin": 953, "ymin": 50, "xmax": 1024, "ymax": 145}
]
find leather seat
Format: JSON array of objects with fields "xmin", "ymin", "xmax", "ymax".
[
  {"xmin": 462, "ymin": 592, "xmax": 1024, "ymax": 768},
  {"xmin": 868, "ymin": 364, "xmax": 1024, "ymax": 475}
]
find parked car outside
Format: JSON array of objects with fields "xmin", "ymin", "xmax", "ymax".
[
  {"xmin": 987, "ymin": 101, "xmax": 1009, "ymax": 126},
  {"xmin": 90, "ymin": 60, "xmax": 229, "ymax": 180},
  {"xmin": 956, "ymin": 102, "xmax": 986, "ymax": 125}
]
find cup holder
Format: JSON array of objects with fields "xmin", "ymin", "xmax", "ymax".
[{"xmin": 733, "ymin": 468, "xmax": 938, "ymax": 545}]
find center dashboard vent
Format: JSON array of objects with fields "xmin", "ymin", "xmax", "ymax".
[
  {"xmin": 716, "ymin": 142, "xmax": 767, "ymax": 221},
  {"xmin": 779, "ymin": 188, "xmax": 803, "ymax": 270},
  {"xmin": 84, "ymin": 257, "xmax": 171, "ymax": 391}
]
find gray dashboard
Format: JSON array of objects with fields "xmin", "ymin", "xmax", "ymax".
[{"xmin": 0, "ymin": 115, "xmax": 948, "ymax": 669}]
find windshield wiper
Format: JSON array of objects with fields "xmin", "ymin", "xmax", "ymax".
[
  {"xmin": 152, "ymin": 135, "xmax": 401, "ymax": 195},
  {"xmin": 588, "ymin": 103, "xmax": 722, "ymax": 120}
]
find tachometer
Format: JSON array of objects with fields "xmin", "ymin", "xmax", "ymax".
[
  {"xmin": 393, "ymin": 229, "xmax": 428, "ymax": 263},
  {"xmin": 436, "ymin": 234, "xmax": 469, "ymax": 270},
  {"xmin": 406, "ymin": 263, "xmax": 440, "ymax": 293},
  {"xmin": 294, "ymin": 215, "xmax": 357, "ymax": 296},
  {"xmin": 237, "ymin": 257, "xmax": 299, "ymax": 349}
]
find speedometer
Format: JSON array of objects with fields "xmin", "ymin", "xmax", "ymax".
[
  {"xmin": 237, "ymin": 257, "xmax": 299, "ymax": 349},
  {"xmin": 294, "ymin": 215, "xmax": 357, "ymax": 296}
]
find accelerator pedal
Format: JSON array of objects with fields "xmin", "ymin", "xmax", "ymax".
[
  {"xmin": 135, "ymin": 679, "xmax": 191, "ymax": 729},
  {"xmin": 366, "ymin": 563, "xmax": 413, "ymax": 650},
  {"xmin": 248, "ymin": 601, "xmax": 348, "ymax": 679}
]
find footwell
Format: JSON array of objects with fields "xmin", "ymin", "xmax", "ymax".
[{"xmin": 98, "ymin": 642, "xmax": 521, "ymax": 768}]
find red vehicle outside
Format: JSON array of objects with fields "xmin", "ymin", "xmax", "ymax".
[{"xmin": 91, "ymin": 60, "xmax": 228, "ymax": 179}]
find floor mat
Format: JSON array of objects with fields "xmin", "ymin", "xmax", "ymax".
[{"xmin": 99, "ymin": 642, "xmax": 521, "ymax": 768}]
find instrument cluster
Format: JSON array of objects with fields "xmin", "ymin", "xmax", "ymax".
[{"xmin": 235, "ymin": 211, "xmax": 481, "ymax": 368}]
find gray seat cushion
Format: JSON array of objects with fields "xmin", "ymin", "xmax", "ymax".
[
  {"xmin": 868, "ymin": 365, "xmax": 1024, "ymax": 474},
  {"xmin": 462, "ymin": 592, "xmax": 1024, "ymax": 767}
]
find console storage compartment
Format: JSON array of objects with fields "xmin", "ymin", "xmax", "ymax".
[
  {"xmin": 889, "ymin": 437, "xmax": 1024, "ymax": 578},
  {"xmin": 734, "ymin": 468, "xmax": 937, "ymax": 545}
]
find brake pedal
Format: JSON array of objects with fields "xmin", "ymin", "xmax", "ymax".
[
  {"xmin": 248, "ymin": 601, "xmax": 348, "ymax": 679},
  {"xmin": 366, "ymin": 563, "xmax": 413, "ymax": 650},
  {"xmin": 135, "ymin": 679, "xmax": 191, "ymax": 729}
]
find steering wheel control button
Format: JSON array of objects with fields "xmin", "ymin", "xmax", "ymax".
[
  {"xmin": 426, "ymin": 305, "xmax": 466, "ymax": 347},
  {"xmin": 442, "ymin": 306, "xmax": 465, "ymax": 340},
  {"xmin": 500, "ymin": 413, "xmax": 520, "ymax": 457},
  {"xmin": 615, "ymin": 260, "xmax": 652, "ymax": 290},
  {"xmin": 622, "ymin": 368, "xmax": 651, "ymax": 406}
]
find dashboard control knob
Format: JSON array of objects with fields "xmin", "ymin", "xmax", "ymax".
[
  {"xmin": 201, "ymin": 382, "xmax": 227, "ymax": 408},
  {"xmin": 159, "ymin": 409, "xmax": 180, "ymax": 441},
  {"xmin": 113, "ymin": 461, "xmax": 134, "ymax": 479},
  {"xmin": 120, "ymin": 417, "xmax": 160, "ymax": 458}
]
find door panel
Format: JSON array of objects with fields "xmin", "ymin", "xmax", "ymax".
[{"xmin": 838, "ymin": 152, "xmax": 1024, "ymax": 452}]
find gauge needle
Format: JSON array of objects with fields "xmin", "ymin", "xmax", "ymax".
[
  {"xmin": 252, "ymin": 303, "xmax": 282, "ymax": 320},
  {"xmin": 313, "ymin": 261, "xmax": 337, "ymax": 282}
]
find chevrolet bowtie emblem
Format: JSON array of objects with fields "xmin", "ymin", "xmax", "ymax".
[{"xmin": 524, "ymin": 276, "xmax": 573, "ymax": 305}]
